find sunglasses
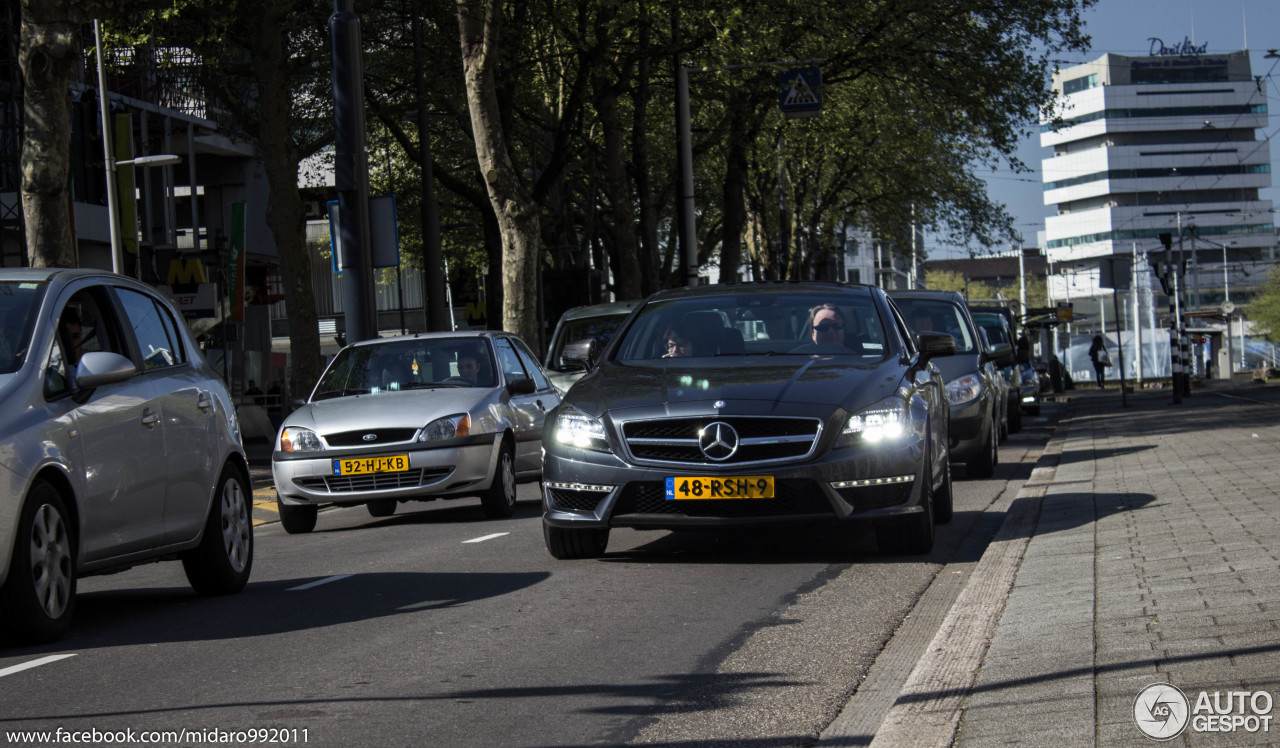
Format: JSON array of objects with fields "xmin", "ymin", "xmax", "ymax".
[{"xmin": 814, "ymin": 322, "xmax": 844, "ymax": 333}]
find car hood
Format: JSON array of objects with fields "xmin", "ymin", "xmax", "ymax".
[
  {"xmin": 567, "ymin": 357, "xmax": 902, "ymax": 415},
  {"xmin": 284, "ymin": 388, "xmax": 492, "ymax": 433},
  {"xmin": 931, "ymin": 352, "xmax": 984, "ymax": 383}
]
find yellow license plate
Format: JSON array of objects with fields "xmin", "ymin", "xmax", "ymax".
[
  {"xmin": 333, "ymin": 454, "xmax": 410, "ymax": 476},
  {"xmin": 665, "ymin": 476, "xmax": 774, "ymax": 500}
]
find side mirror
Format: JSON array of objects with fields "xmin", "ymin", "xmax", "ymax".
[
  {"xmin": 561, "ymin": 337, "xmax": 598, "ymax": 371},
  {"xmin": 291, "ymin": 397, "xmax": 308, "ymax": 410},
  {"xmin": 507, "ymin": 377, "xmax": 536, "ymax": 395},
  {"xmin": 984, "ymin": 342, "xmax": 1015, "ymax": 367},
  {"xmin": 916, "ymin": 332, "xmax": 956, "ymax": 365},
  {"xmin": 74, "ymin": 351, "xmax": 138, "ymax": 389}
]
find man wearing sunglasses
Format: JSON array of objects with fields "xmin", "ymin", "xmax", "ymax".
[{"xmin": 808, "ymin": 304, "xmax": 848, "ymax": 347}]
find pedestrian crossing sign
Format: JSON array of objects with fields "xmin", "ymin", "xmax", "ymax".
[{"xmin": 779, "ymin": 68, "xmax": 823, "ymax": 117}]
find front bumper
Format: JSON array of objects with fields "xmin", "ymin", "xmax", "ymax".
[
  {"xmin": 542, "ymin": 438, "xmax": 928, "ymax": 531},
  {"xmin": 272, "ymin": 435, "xmax": 500, "ymax": 506}
]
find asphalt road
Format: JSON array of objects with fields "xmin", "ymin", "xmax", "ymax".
[{"xmin": 0, "ymin": 403, "xmax": 1060, "ymax": 748}]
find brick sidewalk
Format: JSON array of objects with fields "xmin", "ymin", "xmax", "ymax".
[{"xmin": 956, "ymin": 384, "xmax": 1280, "ymax": 746}]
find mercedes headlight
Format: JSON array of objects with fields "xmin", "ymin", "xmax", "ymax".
[
  {"xmin": 280, "ymin": 426, "xmax": 323, "ymax": 452},
  {"xmin": 553, "ymin": 407, "xmax": 609, "ymax": 451},
  {"xmin": 842, "ymin": 398, "xmax": 908, "ymax": 444},
  {"xmin": 945, "ymin": 373, "xmax": 983, "ymax": 405},
  {"xmin": 420, "ymin": 414, "xmax": 471, "ymax": 442}
]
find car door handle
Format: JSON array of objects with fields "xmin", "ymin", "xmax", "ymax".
[
  {"xmin": 536, "ymin": 400, "xmax": 545, "ymax": 411},
  {"xmin": 141, "ymin": 410, "xmax": 160, "ymax": 428},
  {"xmin": 197, "ymin": 392, "xmax": 213, "ymax": 411}
]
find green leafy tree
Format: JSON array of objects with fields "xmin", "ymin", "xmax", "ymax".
[{"xmin": 1249, "ymin": 265, "xmax": 1280, "ymax": 343}]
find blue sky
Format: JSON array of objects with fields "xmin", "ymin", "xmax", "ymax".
[{"xmin": 950, "ymin": 0, "xmax": 1280, "ymax": 259}]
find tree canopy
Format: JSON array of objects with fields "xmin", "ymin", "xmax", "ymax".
[{"xmin": 24, "ymin": 0, "xmax": 1095, "ymax": 357}]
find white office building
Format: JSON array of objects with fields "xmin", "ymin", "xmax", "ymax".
[
  {"xmin": 1043, "ymin": 49, "xmax": 1272, "ymax": 296},
  {"xmin": 1040, "ymin": 48, "xmax": 1276, "ymax": 377}
]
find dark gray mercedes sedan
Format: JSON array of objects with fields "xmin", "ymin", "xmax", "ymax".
[{"xmin": 540, "ymin": 282, "xmax": 956, "ymax": 559}]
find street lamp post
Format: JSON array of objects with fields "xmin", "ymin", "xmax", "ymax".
[{"xmin": 95, "ymin": 20, "xmax": 183, "ymax": 273}]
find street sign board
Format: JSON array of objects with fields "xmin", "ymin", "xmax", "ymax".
[
  {"xmin": 779, "ymin": 68, "xmax": 822, "ymax": 117},
  {"xmin": 328, "ymin": 193, "xmax": 402, "ymax": 272}
]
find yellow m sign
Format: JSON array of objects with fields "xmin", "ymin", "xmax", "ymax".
[{"xmin": 167, "ymin": 258, "xmax": 208, "ymax": 285}]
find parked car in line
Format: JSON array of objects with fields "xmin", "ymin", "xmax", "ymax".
[
  {"xmin": 272, "ymin": 331, "xmax": 561, "ymax": 533},
  {"xmin": 890, "ymin": 290, "xmax": 1014, "ymax": 479},
  {"xmin": 971, "ymin": 310, "xmax": 1023, "ymax": 434},
  {"xmin": 0, "ymin": 268, "xmax": 252, "ymax": 644},
  {"xmin": 543, "ymin": 301, "xmax": 640, "ymax": 393},
  {"xmin": 1018, "ymin": 362, "xmax": 1043, "ymax": 415},
  {"xmin": 541, "ymin": 282, "xmax": 956, "ymax": 560}
]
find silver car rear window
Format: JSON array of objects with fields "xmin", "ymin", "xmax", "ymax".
[{"xmin": 0, "ymin": 281, "xmax": 47, "ymax": 374}]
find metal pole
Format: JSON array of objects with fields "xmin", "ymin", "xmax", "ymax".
[
  {"xmin": 1170, "ymin": 270, "xmax": 1182, "ymax": 404},
  {"xmin": 1133, "ymin": 242, "xmax": 1142, "ymax": 385},
  {"xmin": 1112, "ymin": 287, "xmax": 1129, "ymax": 407},
  {"xmin": 676, "ymin": 65, "xmax": 698, "ymax": 286},
  {"xmin": 94, "ymin": 20, "xmax": 122, "ymax": 274}
]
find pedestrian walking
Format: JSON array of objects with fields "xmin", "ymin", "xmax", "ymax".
[{"xmin": 1088, "ymin": 334, "xmax": 1111, "ymax": 389}]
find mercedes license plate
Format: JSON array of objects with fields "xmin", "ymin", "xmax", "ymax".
[{"xmin": 665, "ymin": 476, "xmax": 774, "ymax": 500}]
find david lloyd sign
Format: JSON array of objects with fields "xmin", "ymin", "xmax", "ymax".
[{"xmin": 1149, "ymin": 36, "xmax": 1209, "ymax": 57}]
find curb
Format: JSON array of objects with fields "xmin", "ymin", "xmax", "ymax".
[{"xmin": 859, "ymin": 400, "xmax": 1075, "ymax": 747}]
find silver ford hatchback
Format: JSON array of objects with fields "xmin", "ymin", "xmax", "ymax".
[{"xmin": 0, "ymin": 268, "xmax": 252, "ymax": 643}]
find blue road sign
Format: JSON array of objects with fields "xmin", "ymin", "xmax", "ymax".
[{"xmin": 779, "ymin": 68, "xmax": 822, "ymax": 115}]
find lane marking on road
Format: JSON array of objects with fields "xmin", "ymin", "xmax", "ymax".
[
  {"xmin": 253, "ymin": 499, "xmax": 279, "ymax": 514},
  {"xmin": 0, "ymin": 654, "xmax": 77, "ymax": 679},
  {"xmin": 288, "ymin": 575, "xmax": 352, "ymax": 591},
  {"xmin": 462, "ymin": 532, "xmax": 510, "ymax": 544},
  {"xmin": 253, "ymin": 488, "xmax": 277, "ymax": 496}
]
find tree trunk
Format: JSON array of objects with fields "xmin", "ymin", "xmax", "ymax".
[
  {"xmin": 458, "ymin": 0, "xmax": 540, "ymax": 347},
  {"xmin": 20, "ymin": 0, "xmax": 82, "ymax": 267},
  {"xmin": 594, "ymin": 79, "xmax": 641, "ymax": 300},
  {"xmin": 252, "ymin": 7, "xmax": 322, "ymax": 401},
  {"xmin": 631, "ymin": 12, "xmax": 660, "ymax": 297},
  {"xmin": 720, "ymin": 103, "xmax": 749, "ymax": 284}
]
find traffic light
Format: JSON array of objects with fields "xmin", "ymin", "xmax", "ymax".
[{"xmin": 1158, "ymin": 232, "xmax": 1173, "ymax": 251}]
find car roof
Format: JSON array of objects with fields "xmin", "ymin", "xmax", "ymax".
[
  {"xmin": 645, "ymin": 281, "xmax": 875, "ymax": 303},
  {"xmin": 558, "ymin": 300, "xmax": 640, "ymax": 322},
  {"xmin": 885, "ymin": 289, "xmax": 965, "ymax": 302},
  {"xmin": 0, "ymin": 267, "xmax": 116, "ymax": 284},
  {"xmin": 347, "ymin": 330, "xmax": 510, "ymax": 349}
]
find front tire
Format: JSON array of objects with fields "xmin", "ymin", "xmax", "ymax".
[
  {"xmin": 278, "ymin": 499, "xmax": 318, "ymax": 535},
  {"xmin": 876, "ymin": 474, "xmax": 934, "ymax": 555},
  {"xmin": 0, "ymin": 482, "xmax": 76, "ymax": 644},
  {"xmin": 183, "ymin": 464, "xmax": 253, "ymax": 595},
  {"xmin": 367, "ymin": 499, "xmax": 397, "ymax": 518},
  {"xmin": 966, "ymin": 416, "xmax": 998, "ymax": 479},
  {"xmin": 544, "ymin": 524, "xmax": 610, "ymax": 559},
  {"xmin": 480, "ymin": 441, "xmax": 517, "ymax": 519},
  {"xmin": 934, "ymin": 457, "xmax": 954, "ymax": 525}
]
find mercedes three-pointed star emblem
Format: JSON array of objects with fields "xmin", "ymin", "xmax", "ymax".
[{"xmin": 699, "ymin": 421, "xmax": 739, "ymax": 461}]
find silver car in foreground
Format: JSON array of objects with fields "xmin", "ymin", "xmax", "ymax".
[
  {"xmin": 0, "ymin": 268, "xmax": 252, "ymax": 644},
  {"xmin": 272, "ymin": 331, "xmax": 560, "ymax": 533}
]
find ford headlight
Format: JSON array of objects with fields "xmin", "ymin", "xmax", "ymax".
[
  {"xmin": 280, "ymin": 426, "xmax": 323, "ymax": 452},
  {"xmin": 420, "ymin": 414, "xmax": 470, "ymax": 442},
  {"xmin": 843, "ymin": 398, "xmax": 908, "ymax": 443},
  {"xmin": 945, "ymin": 373, "xmax": 983, "ymax": 405},
  {"xmin": 553, "ymin": 407, "xmax": 609, "ymax": 451}
]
